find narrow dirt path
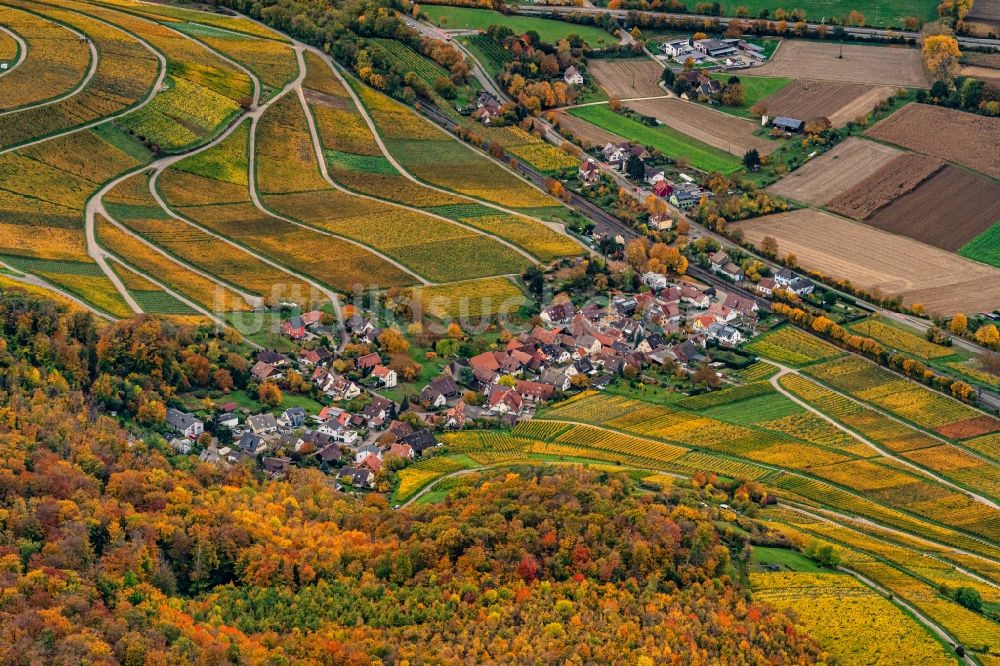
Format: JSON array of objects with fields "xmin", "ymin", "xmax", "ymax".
[
  {"xmin": 0, "ymin": 14, "xmax": 96, "ymax": 117},
  {"xmin": 0, "ymin": 24, "xmax": 28, "ymax": 78},
  {"xmin": 0, "ymin": 263, "xmax": 114, "ymax": 320},
  {"xmin": 768, "ymin": 362, "xmax": 1000, "ymax": 511}
]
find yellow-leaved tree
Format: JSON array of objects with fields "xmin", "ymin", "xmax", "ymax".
[{"xmin": 922, "ymin": 35, "xmax": 961, "ymax": 83}]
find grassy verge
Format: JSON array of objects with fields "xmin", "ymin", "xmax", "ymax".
[{"xmin": 568, "ymin": 104, "xmax": 742, "ymax": 174}]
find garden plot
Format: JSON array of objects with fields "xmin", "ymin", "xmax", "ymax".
[
  {"xmin": 735, "ymin": 209, "xmax": 1000, "ymax": 313},
  {"xmin": 766, "ymin": 138, "xmax": 900, "ymax": 206},
  {"xmin": 743, "ymin": 40, "xmax": 927, "ymax": 87}
]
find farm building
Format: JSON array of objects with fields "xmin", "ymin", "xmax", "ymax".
[
  {"xmin": 695, "ymin": 38, "xmax": 738, "ymax": 58},
  {"xmin": 772, "ymin": 117, "xmax": 804, "ymax": 133},
  {"xmin": 660, "ymin": 39, "xmax": 693, "ymax": 58}
]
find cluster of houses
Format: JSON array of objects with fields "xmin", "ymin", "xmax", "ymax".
[
  {"xmin": 709, "ymin": 250, "xmax": 815, "ymax": 297},
  {"xmin": 659, "ymin": 37, "xmax": 766, "ymax": 68},
  {"xmin": 580, "ymin": 145, "xmax": 708, "ymax": 211},
  {"xmin": 160, "ymin": 269, "xmax": 788, "ymax": 493}
]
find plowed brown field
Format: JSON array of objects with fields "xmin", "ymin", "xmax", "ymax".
[
  {"xmin": 735, "ymin": 209, "xmax": 1000, "ymax": 313},
  {"xmin": 553, "ymin": 111, "xmax": 626, "ymax": 148},
  {"xmin": 866, "ymin": 104, "xmax": 1000, "ymax": 179},
  {"xmin": 626, "ymin": 97, "xmax": 773, "ymax": 156},
  {"xmin": 588, "ymin": 59, "xmax": 667, "ymax": 99},
  {"xmin": 864, "ymin": 166, "xmax": 1000, "ymax": 251},
  {"xmin": 761, "ymin": 81, "xmax": 896, "ymax": 128},
  {"xmin": 766, "ymin": 138, "xmax": 899, "ymax": 206},
  {"xmin": 826, "ymin": 153, "xmax": 944, "ymax": 220},
  {"xmin": 743, "ymin": 41, "xmax": 927, "ymax": 87}
]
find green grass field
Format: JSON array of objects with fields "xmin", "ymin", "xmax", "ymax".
[
  {"xmin": 422, "ymin": 6, "xmax": 614, "ymax": 46},
  {"xmin": 751, "ymin": 546, "xmax": 827, "ymax": 573},
  {"xmin": 568, "ymin": 104, "xmax": 742, "ymax": 174},
  {"xmin": 730, "ymin": 0, "xmax": 938, "ymax": 28},
  {"xmin": 708, "ymin": 73, "xmax": 791, "ymax": 119},
  {"xmin": 959, "ymin": 221, "xmax": 1000, "ymax": 268}
]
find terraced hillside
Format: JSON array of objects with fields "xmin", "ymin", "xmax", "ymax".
[
  {"xmin": 428, "ymin": 334, "xmax": 1000, "ymax": 665},
  {"xmin": 0, "ymin": 0, "xmax": 581, "ymax": 327}
]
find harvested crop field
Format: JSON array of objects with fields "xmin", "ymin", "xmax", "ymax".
[
  {"xmin": 553, "ymin": 110, "xmax": 626, "ymax": 148},
  {"xmin": 826, "ymin": 153, "xmax": 943, "ymax": 220},
  {"xmin": 766, "ymin": 138, "xmax": 899, "ymax": 206},
  {"xmin": 625, "ymin": 97, "xmax": 773, "ymax": 156},
  {"xmin": 734, "ymin": 209, "xmax": 1000, "ymax": 313},
  {"xmin": 863, "ymin": 166, "xmax": 1000, "ymax": 251},
  {"xmin": 743, "ymin": 41, "xmax": 927, "ymax": 87},
  {"xmin": 866, "ymin": 103, "xmax": 1000, "ymax": 179},
  {"xmin": 760, "ymin": 81, "xmax": 896, "ymax": 128},
  {"xmin": 588, "ymin": 59, "xmax": 667, "ymax": 99}
]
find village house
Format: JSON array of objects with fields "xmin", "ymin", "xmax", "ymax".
[
  {"xmin": 237, "ymin": 431, "xmax": 267, "ymax": 456},
  {"xmin": 280, "ymin": 315, "xmax": 307, "ymax": 340},
  {"xmin": 708, "ymin": 322, "xmax": 744, "ymax": 346},
  {"xmin": 278, "ymin": 406, "xmax": 306, "ymax": 428},
  {"xmin": 660, "ymin": 39, "xmax": 693, "ymax": 58},
  {"xmin": 371, "ymin": 364, "xmax": 397, "ymax": 389},
  {"xmin": 399, "ymin": 429, "xmax": 439, "ymax": 455},
  {"xmin": 473, "ymin": 91, "xmax": 501, "ymax": 125},
  {"xmin": 256, "ymin": 350, "xmax": 288, "ymax": 366},
  {"xmin": 388, "ymin": 442, "xmax": 415, "ymax": 460},
  {"xmin": 356, "ymin": 352, "xmax": 382, "ymax": 374},
  {"xmin": 563, "ymin": 65, "xmax": 584, "ymax": 85},
  {"xmin": 642, "ymin": 271, "xmax": 669, "ymax": 291},
  {"xmin": 337, "ymin": 466, "xmax": 374, "ymax": 489},
  {"xmin": 578, "ymin": 158, "xmax": 600, "ymax": 184},
  {"xmin": 444, "ymin": 400, "xmax": 467, "ymax": 429},
  {"xmin": 299, "ymin": 346, "xmax": 332, "ymax": 366},
  {"xmin": 756, "ymin": 277, "xmax": 775, "ymax": 297},
  {"xmin": 644, "ymin": 165, "xmax": 666, "ymax": 185},
  {"xmin": 246, "ymin": 413, "xmax": 278, "ymax": 435},
  {"xmin": 251, "ymin": 361, "xmax": 282, "ymax": 383},
  {"xmin": 216, "ymin": 412, "xmax": 238, "ymax": 430},
  {"xmin": 262, "ymin": 456, "xmax": 292, "ymax": 479},
  {"xmin": 166, "ymin": 408, "xmax": 203, "ymax": 439}
]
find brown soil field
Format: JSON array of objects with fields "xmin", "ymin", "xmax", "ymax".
[
  {"xmin": 967, "ymin": 0, "xmax": 1000, "ymax": 32},
  {"xmin": 735, "ymin": 209, "xmax": 1000, "ymax": 313},
  {"xmin": 766, "ymin": 138, "xmax": 900, "ymax": 206},
  {"xmin": 863, "ymin": 166, "xmax": 1000, "ymax": 251},
  {"xmin": 866, "ymin": 103, "xmax": 1000, "ymax": 179},
  {"xmin": 743, "ymin": 41, "xmax": 927, "ymax": 87},
  {"xmin": 625, "ymin": 97, "xmax": 774, "ymax": 156},
  {"xmin": 936, "ymin": 415, "xmax": 1000, "ymax": 439},
  {"xmin": 826, "ymin": 153, "xmax": 944, "ymax": 220},
  {"xmin": 588, "ymin": 59, "xmax": 667, "ymax": 99},
  {"xmin": 761, "ymin": 81, "xmax": 896, "ymax": 128},
  {"xmin": 553, "ymin": 111, "xmax": 626, "ymax": 148}
]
